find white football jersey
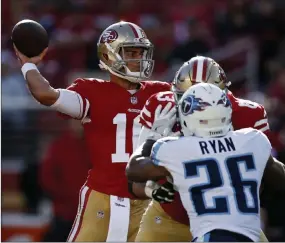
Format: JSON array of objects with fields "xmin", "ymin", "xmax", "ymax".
[{"xmin": 150, "ymin": 128, "xmax": 272, "ymax": 241}]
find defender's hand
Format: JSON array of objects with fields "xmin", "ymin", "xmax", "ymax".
[
  {"xmin": 152, "ymin": 181, "xmax": 175, "ymax": 203},
  {"xmin": 151, "ymin": 102, "xmax": 177, "ymax": 136},
  {"xmin": 145, "ymin": 181, "xmax": 175, "ymax": 203},
  {"xmin": 13, "ymin": 44, "xmax": 48, "ymax": 66}
]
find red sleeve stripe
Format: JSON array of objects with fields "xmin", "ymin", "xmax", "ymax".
[{"xmin": 76, "ymin": 93, "xmax": 90, "ymax": 120}]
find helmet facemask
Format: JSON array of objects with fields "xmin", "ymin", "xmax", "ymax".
[
  {"xmin": 97, "ymin": 21, "xmax": 155, "ymax": 83},
  {"xmin": 99, "ymin": 41, "xmax": 154, "ymax": 83}
]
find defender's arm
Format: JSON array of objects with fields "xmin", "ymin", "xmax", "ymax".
[{"xmin": 126, "ymin": 139, "xmax": 170, "ymax": 183}]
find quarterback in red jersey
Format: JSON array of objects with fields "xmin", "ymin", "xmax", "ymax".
[
  {"xmin": 132, "ymin": 56, "xmax": 270, "ymax": 242},
  {"xmin": 14, "ymin": 21, "xmax": 170, "ymax": 242}
]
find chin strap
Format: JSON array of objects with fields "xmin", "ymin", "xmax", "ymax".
[{"xmin": 99, "ymin": 60, "xmax": 142, "ymax": 83}]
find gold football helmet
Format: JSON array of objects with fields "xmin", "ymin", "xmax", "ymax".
[
  {"xmin": 97, "ymin": 21, "xmax": 154, "ymax": 83},
  {"xmin": 172, "ymin": 56, "xmax": 231, "ymax": 101}
]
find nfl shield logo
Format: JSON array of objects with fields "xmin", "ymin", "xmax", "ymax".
[{"xmin": 130, "ymin": 96, "xmax": 138, "ymax": 104}]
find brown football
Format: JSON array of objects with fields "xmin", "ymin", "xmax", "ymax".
[{"xmin": 11, "ymin": 19, "xmax": 49, "ymax": 58}]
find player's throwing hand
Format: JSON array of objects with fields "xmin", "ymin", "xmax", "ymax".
[{"xmin": 13, "ymin": 44, "xmax": 48, "ymax": 66}]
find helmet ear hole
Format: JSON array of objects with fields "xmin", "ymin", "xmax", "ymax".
[{"xmin": 184, "ymin": 121, "xmax": 187, "ymax": 127}]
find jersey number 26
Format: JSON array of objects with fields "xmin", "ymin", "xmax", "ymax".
[{"xmin": 184, "ymin": 154, "xmax": 259, "ymax": 215}]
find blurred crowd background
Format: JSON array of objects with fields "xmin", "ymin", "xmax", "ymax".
[{"xmin": 2, "ymin": 0, "xmax": 285, "ymax": 241}]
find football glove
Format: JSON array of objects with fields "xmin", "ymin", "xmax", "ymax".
[
  {"xmin": 145, "ymin": 180, "xmax": 175, "ymax": 203},
  {"xmin": 151, "ymin": 102, "xmax": 177, "ymax": 136}
]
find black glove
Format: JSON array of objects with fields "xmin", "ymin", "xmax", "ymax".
[{"xmin": 151, "ymin": 181, "xmax": 175, "ymax": 203}]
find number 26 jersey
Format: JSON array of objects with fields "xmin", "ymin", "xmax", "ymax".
[{"xmin": 151, "ymin": 128, "xmax": 272, "ymax": 241}]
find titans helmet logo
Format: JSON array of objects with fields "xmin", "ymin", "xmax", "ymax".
[{"xmin": 181, "ymin": 95, "xmax": 211, "ymax": 116}]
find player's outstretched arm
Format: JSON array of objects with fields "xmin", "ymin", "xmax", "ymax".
[
  {"xmin": 14, "ymin": 46, "xmax": 59, "ymax": 106},
  {"xmin": 14, "ymin": 46, "xmax": 88, "ymax": 120},
  {"xmin": 126, "ymin": 139, "xmax": 170, "ymax": 183},
  {"xmin": 262, "ymin": 155, "xmax": 285, "ymax": 192}
]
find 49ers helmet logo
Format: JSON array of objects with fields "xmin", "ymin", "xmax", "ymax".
[{"xmin": 100, "ymin": 29, "xmax": 118, "ymax": 43}]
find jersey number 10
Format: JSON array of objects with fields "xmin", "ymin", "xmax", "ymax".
[
  {"xmin": 112, "ymin": 113, "xmax": 141, "ymax": 162},
  {"xmin": 184, "ymin": 154, "xmax": 259, "ymax": 215}
]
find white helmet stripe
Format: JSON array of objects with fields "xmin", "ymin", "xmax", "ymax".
[{"xmin": 196, "ymin": 57, "xmax": 205, "ymax": 82}]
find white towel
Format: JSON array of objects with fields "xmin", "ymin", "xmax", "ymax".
[{"xmin": 106, "ymin": 195, "xmax": 130, "ymax": 242}]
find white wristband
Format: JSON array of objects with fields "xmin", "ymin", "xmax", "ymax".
[{"xmin": 21, "ymin": 63, "xmax": 39, "ymax": 80}]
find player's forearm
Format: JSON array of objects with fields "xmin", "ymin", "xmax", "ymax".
[
  {"xmin": 26, "ymin": 70, "xmax": 59, "ymax": 106},
  {"xmin": 126, "ymin": 156, "xmax": 152, "ymax": 182},
  {"xmin": 126, "ymin": 156, "xmax": 167, "ymax": 182}
]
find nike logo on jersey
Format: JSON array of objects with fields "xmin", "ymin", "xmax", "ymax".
[
  {"xmin": 128, "ymin": 108, "xmax": 141, "ymax": 113},
  {"xmin": 115, "ymin": 203, "xmax": 126, "ymax": 208}
]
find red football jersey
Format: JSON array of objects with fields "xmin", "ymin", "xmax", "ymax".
[
  {"xmin": 139, "ymin": 90, "xmax": 271, "ymax": 225},
  {"xmin": 140, "ymin": 91, "xmax": 176, "ymax": 129},
  {"xmin": 64, "ymin": 78, "xmax": 170, "ymax": 198},
  {"xmin": 228, "ymin": 91, "xmax": 270, "ymax": 137}
]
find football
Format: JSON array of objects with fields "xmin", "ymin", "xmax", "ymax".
[{"xmin": 11, "ymin": 19, "xmax": 49, "ymax": 58}]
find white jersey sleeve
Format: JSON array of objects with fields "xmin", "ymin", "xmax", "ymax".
[
  {"xmin": 255, "ymin": 129, "xmax": 272, "ymax": 158},
  {"xmin": 150, "ymin": 137, "xmax": 179, "ymax": 165},
  {"xmin": 250, "ymin": 129, "xmax": 272, "ymax": 177},
  {"xmin": 50, "ymin": 89, "xmax": 90, "ymax": 120}
]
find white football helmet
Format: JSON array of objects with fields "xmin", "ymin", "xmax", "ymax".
[
  {"xmin": 178, "ymin": 83, "xmax": 232, "ymax": 138},
  {"xmin": 97, "ymin": 21, "xmax": 154, "ymax": 83}
]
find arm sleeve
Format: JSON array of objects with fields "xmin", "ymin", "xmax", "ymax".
[
  {"xmin": 51, "ymin": 89, "xmax": 90, "ymax": 120},
  {"xmin": 53, "ymin": 78, "xmax": 91, "ymax": 120},
  {"xmin": 150, "ymin": 139, "xmax": 169, "ymax": 165},
  {"xmin": 256, "ymin": 130, "xmax": 272, "ymax": 176}
]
